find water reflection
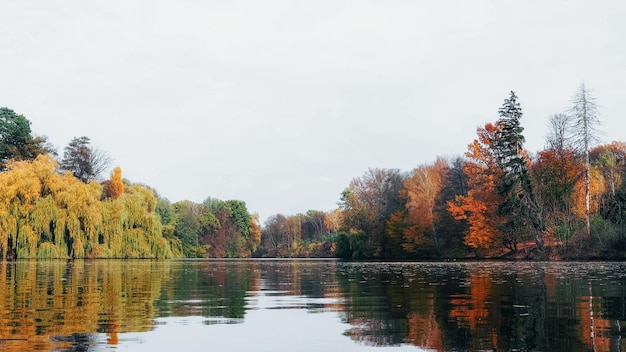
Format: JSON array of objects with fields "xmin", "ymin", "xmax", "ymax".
[
  {"xmin": 336, "ymin": 261, "xmax": 626, "ymax": 351},
  {"xmin": 156, "ymin": 260, "xmax": 258, "ymax": 321},
  {"xmin": 0, "ymin": 260, "xmax": 166, "ymax": 351},
  {"xmin": 1, "ymin": 260, "xmax": 626, "ymax": 351}
]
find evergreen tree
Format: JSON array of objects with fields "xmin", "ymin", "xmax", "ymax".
[
  {"xmin": 491, "ymin": 92, "xmax": 545, "ymax": 250},
  {"xmin": 0, "ymin": 107, "xmax": 52, "ymax": 170}
]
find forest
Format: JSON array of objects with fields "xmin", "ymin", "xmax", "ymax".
[{"xmin": 1, "ymin": 82, "xmax": 625, "ymax": 259}]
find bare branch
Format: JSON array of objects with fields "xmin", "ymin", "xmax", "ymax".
[{"xmin": 90, "ymin": 147, "xmax": 113, "ymax": 181}]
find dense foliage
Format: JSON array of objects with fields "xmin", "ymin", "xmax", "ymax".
[
  {"xmin": 0, "ymin": 156, "xmax": 176, "ymax": 258},
  {"xmin": 2, "ymin": 82, "xmax": 625, "ymax": 259},
  {"xmin": 159, "ymin": 197, "xmax": 261, "ymax": 258}
]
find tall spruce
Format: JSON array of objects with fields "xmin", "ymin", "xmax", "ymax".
[{"xmin": 492, "ymin": 91, "xmax": 545, "ymax": 250}]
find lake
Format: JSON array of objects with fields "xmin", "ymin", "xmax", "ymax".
[{"xmin": 0, "ymin": 259, "xmax": 625, "ymax": 351}]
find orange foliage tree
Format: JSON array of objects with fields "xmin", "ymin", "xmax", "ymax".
[
  {"xmin": 533, "ymin": 148, "xmax": 584, "ymax": 243},
  {"xmin": 448, "ymin": 123, "xmax": 507, "ymax": 256},
  {"xmin": 248, "ymin": 214, "xmax": 262, "ymax": 256},
  {"xmin": 104, "ymin": 167, "xmax": 125, "ymax": 200},
  {"xmin": 535, "ymin": 146, "xmax": 606, "ymax": 243},
  {"xmin": 571, "ymin": 168, "xmax": 605, "ymax": 221},
  {"xmin": 399, "ymin": 158, "xmax": 447, "ymax": 254}
]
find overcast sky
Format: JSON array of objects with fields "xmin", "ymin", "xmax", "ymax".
[{"xmin": 1, "ymin": 1, "xmax": 625, "ymax": 223}]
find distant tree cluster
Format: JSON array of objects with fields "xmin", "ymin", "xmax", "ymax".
[
  {"xmin": 155, "ymin": 197, "xmax": 261, "ymax": 258},
  {"xmin": 256, "ymin": 209, "xmax": 339, "ymax": 257}
]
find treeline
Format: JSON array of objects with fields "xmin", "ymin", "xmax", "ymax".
[
  {"xmin": 263, "ymin": 83, "xmax": 626, "ymax": 259},
  {"xmin": 3, "ymin": 82, "xmax": 626, "ymax": 259}
]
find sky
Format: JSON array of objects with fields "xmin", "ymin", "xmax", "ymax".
[{"xmin": 1, "ymin": 1, "xmax": 625, "ymax": 224}]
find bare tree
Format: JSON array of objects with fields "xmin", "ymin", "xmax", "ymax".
[
  {"xmin": 568, "ymin": 82, "xmax": 601, "ymax": 236},
  {"xmin": 546, "ymin": 113, "xmax": 571, "ymax": 152},
  {"xmin": 89, "ymin": 146, "xmax": 113, "ymax": 181}
]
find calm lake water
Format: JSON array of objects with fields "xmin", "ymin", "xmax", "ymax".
[{"xmin": 1, "ymin": 260, "xmax": 625, "ymax": 352}]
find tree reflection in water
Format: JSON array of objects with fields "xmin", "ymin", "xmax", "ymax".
[
  {"xmin": 0, "ymin": 260, "xmax": 166, "ymax": 351},
  {"xmin": 1, "ymin": 260, "xmax": 626, "ymax": 351},
  {"xmin": 336, "ymin": 261, "xmax": 626, "ymax": 351}
]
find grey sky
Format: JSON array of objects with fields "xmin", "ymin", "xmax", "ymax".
[{"xmin": 2, "ymin": 1, "xmax": 625, "ymax": 223}]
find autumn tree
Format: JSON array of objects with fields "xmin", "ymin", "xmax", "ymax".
[
  {"xmin": 324, "ymin": 209, "xmax": 342, "ymax": 234},
  {"xmin": 285, "ymin": 215, "xmax": 302, "ymax": 250},
  {"xmin": 200, "ymin": 198, "xmax": 254, "ymax": 258},
  {"xmin": 568, "ymin": 82, "xmax": 602, "ymax": 236},
  {"xmin": 60, "ymin": 136, "xmax": 112, "ymax": 182},
  {"xmin": 248, "ymin": 214, "xmax": 262, "ymax": 255},
  {"xmin": 532, "ymin": 113, "xmax": 581, "ymax": 247},
  {"xmin": 396, "ymin": 156, "xmax": 469, "ymax": 257},
  {"xmin": 339, "ymin": 168, "xmax": 406, "ymax": 258},
  {"xmin": 301, "ymin": 210, "xmax": 328, "ymax": 241},
  {"xmin": 104, "ymin": 167, "xmax": 125, "ymax": 199},
  {"xmin": 261, "ymin": 214, "xmax": 289, "ymax": 257},
  {"xmin": 534, "ymin": 148, "xmax": 583, "ymax": 245},
  {"xmin": 400, "ymin": 158, "xmax": 447, "ymax": 254},
  {"xmin": 591, "ymin": 142, "xmax": 626, "ymax": 232},
  {"xmin": 0, "ymin": 107, "xmax": 52, "ymax": 170},
  {"xmin": 209, "ymin": 206, "xmax": 231, "ymax": 258},
  {"xmin": 448, "ymin": 123, "xmax": 507, "ymax": 255},
  {"xmin": 255, "ymin": 210, "xmax": 339, "ymax": 258},
  {"xmin": 436, "ymin": 157, "xmax": 470, "ymax": 255},
  {"xmin": 449, "ymin": 92, "xmax": 546, "ymax": 256}
]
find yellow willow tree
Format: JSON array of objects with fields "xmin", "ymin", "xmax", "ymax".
[
  {"xmin": 55, "ymin": 169, "xmax": 104, "ymax": 258},
  {"xmin": 0, "ymin": 156, "xmax": 42, "ymax": 257},
  {"xmin": 0, "ymin": 155, "xmax": 94, "ymax": 258},
  {"xmin": 100, "ymin": 183, "xmax": 173, "ymax": 259},
  {"xmin": 0, "ymin": 155, "xmax": 174, "ymax": 258}
]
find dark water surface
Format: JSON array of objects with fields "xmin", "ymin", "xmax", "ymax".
[{"xmin": 1, "ymin": 260, "xmax": 625, "ymax": 351}]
